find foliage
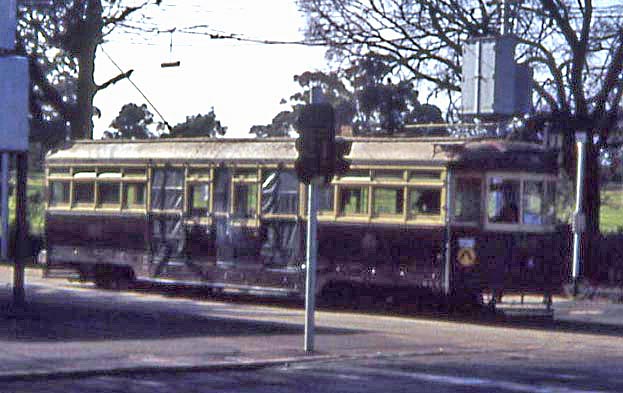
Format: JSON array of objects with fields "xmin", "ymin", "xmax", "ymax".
[
  {"xmin": 16, "ymin": 0, "xmax": 161, "ymax": 141},
  {"xmin": 251, "ymin": 64, "xmax": 445, "ymax": 137},
  {"xmin": 162, "ymin": 109, "xmax": 227, "ymax": 138},
  {"xmin": 104, "ymin": 103, "xmax": 155, "ymax": 139}
]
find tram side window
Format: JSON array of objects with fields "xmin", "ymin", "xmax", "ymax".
[
  {"xmin": 544, "ymin": 181, "xmax": 557, "ymax": 224},
  {"xmin": 190, "ymin": 183, "xmax": 210, "ymax": 216},
  {"xmin": 151, "ymin": 168, "xmax": 184, "ymax": 210},
  {"xmin": 373, "ymin": 187, "xmax": 404, "ymax": 216},
  {"xmin": 234, "ymin": 183, "xmax": 257, "ymax": 218},
  {"xmin": 339, "ymin": 187, "xmax": 369, "ymax": 215},
  {"xmin": 74, "ymin": 182, "xmax": 94, "ymax": 205},
  {"xmin": 261, "ymin": 170, "xmax": 298, "ymax": 214},
  {"xmin": 318, "ymin": 184, "xmax": 334, "ymax": 212},
  {"xmin": 49, "ymin": 181, "xmax": 70, "ymax": 206},
  {"xmin": 213, "ymin": 168, "xmax": 231, "ymax": 213},
  {"xmin": 488, "ymin": 178, "xmax": 520, "ymax": 223},
  {"xmin": 522, "ymin": 180, "xmax": 544, "ymax": 225},
  {"xmin": 123, "ymin": 183, "xmax": 146, "ymax": 209},
  {"xmin": 97, "ymin": 182, "xmax": 120, "ymax": 206},
  {"xmin": 408, "ymin": 188, "xmax": 441, "ymax": 216},
  {"xmin": 453, "ymin": 178, "xmax": 481, "ymax": 222}
]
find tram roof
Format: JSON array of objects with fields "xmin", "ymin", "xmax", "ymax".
[
  {"xmin": 45, "ymin": 137, "xmax": 557, "ymax": 171},
  {"xmin": 45, "ymin": 137, "xmax": 461, "ymax": 166}
]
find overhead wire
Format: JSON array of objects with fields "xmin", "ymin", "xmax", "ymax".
[{"xmin": 100, "ymin": 46, "xmax": 173, "ymax": 132}]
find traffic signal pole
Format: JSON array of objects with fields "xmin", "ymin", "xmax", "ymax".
[{"xmin": 304, "ymin": 177, "xmax": 320, "ymax": 353}]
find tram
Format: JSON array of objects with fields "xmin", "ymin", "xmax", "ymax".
[{"xmin": 39, "ymin": 137, "xmax": 561, "ymax": 307}]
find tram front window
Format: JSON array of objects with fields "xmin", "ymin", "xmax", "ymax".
[{"xmin": 488, "ymin": 178, "xmax": 519, "ymax": 223}]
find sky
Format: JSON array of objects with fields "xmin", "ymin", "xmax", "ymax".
[{"xmin": 92, "ymin": 0, "xmax": 328, "ymax": 139}]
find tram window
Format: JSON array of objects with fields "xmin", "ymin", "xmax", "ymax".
[
  {"xmin": 124, "ymin": 168, "xmax": 146, "ymax": 178},
  {"xmin": 261, "ymin": 171, "xmax": 298, "ymax": 214},
  {"xmin": 234, "ymin": 168, "xmax": 257, "ymax": 179},
  {"xmin": 318, "ymin": 184, "xmax": 334, "ymax": 212},
  {"xmin": 48, "ymin": 167, "xmax": 70, "ymax": 176},
  {"xmin": 409, "ymin": 170, "xmax": 442, "ymax": 181},
  {"xmin": 151, "ymin": 168, "xmax": 184, "ymax": 210},
  {"xmin": 213, "ymin": 168, "xmax": 231, "ymax": 213},
  {"xmin": 454, "ymin": 178, "xmax": 481, "ymax": 222},
  {"xmin": 74, "ymin": 182, "xmax": 94, "ymax": 205},
  {"xmin": 339, "ymin": 169, "xmax": 371, "ymax": 181},
  {"xmin": 408, "ymin": 188, "xmax": 441, "ymax": 215},
  {"xmin": 488, "ymin": 178, "xmax": 520, "ymax": 223},
  {"xmin": 339, "ymin": 187, "xmax": 369, "ymax": 215},
  {"xmin": 97, "ymin": 182, "xmax": 120, "ymax": 206},
  {"xmin": 190, "ymin": 183, "xmax": 210, "ymax": 215},
  {"xmin": 373, "ymin": 188, "xmax": 404, "ymax": 215},
  {"xmin": 123, "ymin": 183, "xmax": 145, "ymax": 208},
  {"xmin": 374, "ymin": 170, "xmax": 404, "ymax": 181},
  {"xmin": 234, "ymin": 183, "xmax": 257, "ymax": 218},
  {"xmin": 544, "ymin": 181, "xmax": 557, "ymax": 224},
  {"xmin": 49, "ymin": 181, "xmax": 70, "ymax": 206},
  {"xmin": 522, "ymin": 181, "xmax": 544, "ymax": 225}
]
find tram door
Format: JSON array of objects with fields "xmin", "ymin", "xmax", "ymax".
[{"xmin": 149, "ymin": 167, "xmax": 199, "ymax": 280}]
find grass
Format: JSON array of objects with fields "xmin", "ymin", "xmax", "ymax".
[{"xmin": 601, "ymin": 187, "xmax": 623, "ymax": 233}]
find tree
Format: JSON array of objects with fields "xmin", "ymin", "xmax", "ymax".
[
  {"xmin": 299, "ymin": 0, "xmax": 623, "ymax": 274},
  {"xmin": 104, "ymin": 103, "xmax": 154, "ymax": 139},
  {"xmin": 162, "ymin": 110, "xmax": 227, "ymax": 138},
  {"xmin": 252, "ymin": 65, "xmax": 443, "ymax": 137},
  {"xmin": 17, "ymin": 0, "xmax": 161, "ymax": 141}
]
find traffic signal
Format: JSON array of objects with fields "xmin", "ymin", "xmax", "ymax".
[
  {"xmin": 295, "ymin": 103, "xmax": 335, "ymax": 185},
  {"xmin": 334, "ymin": 137, "xmax": 352, "ymax": 177}
]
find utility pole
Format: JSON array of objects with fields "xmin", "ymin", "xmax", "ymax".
[
  {"xmin": 572, "ymin": 132, "xmax": 587, "ymax": 297},
  {"xmin": 303, "ymin": 86, "xmax": 324, "ymax": 353}
]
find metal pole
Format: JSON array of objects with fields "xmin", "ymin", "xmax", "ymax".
[
  {"xmin": 304, "ymin": 178, "xmax": 319, "ymax": 353},
  {"xmin": 1, "ymin": 152, "xmax": 8, "ymax": 260},
  {"xmin": 443, "ymin": 169, "xmax": 453, "ymax": 295},
  {"xmin": 500, "ymin": 0, "xmax": 511, "ymax": 36},
  {"xmin": 572, "ymin": 136, "xmax": 586, "ymax": 297},
  {"xmin": 13, "ymin": 152, "xmax": 27, "ymax": 307}
]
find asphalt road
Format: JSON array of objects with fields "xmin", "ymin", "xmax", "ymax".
[{"xmin": 1, "ymin": 267, "xmax": 622, "ymax": 392}]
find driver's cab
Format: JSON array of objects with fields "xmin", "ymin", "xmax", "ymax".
[{"xmin": 449, "ymin": 140, "xmax": 559, "ymax": 233}]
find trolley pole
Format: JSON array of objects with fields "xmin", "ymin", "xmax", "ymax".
[
  {"xmin": 304, "ymin": 177, "xmax": 320, "ymax": 353},
  {"xmin": 572, "ymin": 132, "xmax": 587, "ymax": 297}
]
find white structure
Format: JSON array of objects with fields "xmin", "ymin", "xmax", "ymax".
[
  {"xmin": 461, "ymin": 36, "xmax": 532, "ymax": 118},
  {"xmin": 0, "ymin": 0, "xmax": 17, "ymax": 51}
]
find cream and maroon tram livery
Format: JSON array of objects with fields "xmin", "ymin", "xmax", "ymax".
[{"xmin": 40, "ymin": 137, "xmax": 560, "ymax": 304}]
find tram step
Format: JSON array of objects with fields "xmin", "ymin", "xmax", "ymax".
[{"xmin": 43, "ymin": 268, "xmax": 81, "ymax": 280}]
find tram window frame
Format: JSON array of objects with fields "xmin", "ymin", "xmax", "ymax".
[
  {"xmin": 338, "ymin": 185, "xmax": 370, "ymax": 216},
  {"xmin": 372, "ymin": 187, "xmax": 404, "ymax": 217},
  {"xmin": 48, "ymin": 180, "xmax": 70, "ymax": 207},
  {"xmin": 97, "ymin": 181, "xmax": 121, "ymax": 208},
  {"xmin": 452, "ymin": 176, "xmax": 482, "ymax": 225},
  {"xmin": 318, "ymin": 183, "xmax": 335, "ymax": 214},
  {"xmin": 260, "ymin": 169, "xmax": 299, "ymax": 216},
  {"xmin": 485, "ymin": 173, "xmax": 558, "ymax": 231},
  {"xmin": 231, "ymin": 166, "xmax": 260, "ymax": 220},
  {"xmin": 233, "ymin": 182, "xmax": 258, "ymax": 218},
  {"xmin": 150, "ymin": 167, "xmax": 185, "ymax": 211},
  {"xmin": 407, "ymin": 187, "xmax": 442, "ymax": 218},
  {"xmin": 123, "ymin": 182, "xmax": 146, "ymax": 210},
  {"xmin": 188, "ymin": 182, "xmax": 211, "ymax": 216},
  {"xmin": 73, "ymin": 181, "xmax": 95, "ymax": 207}
]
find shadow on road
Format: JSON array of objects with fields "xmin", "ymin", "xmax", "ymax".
[{"xmin": 0, "ymin": 284, "xmax": 356, "ymax": 343}]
